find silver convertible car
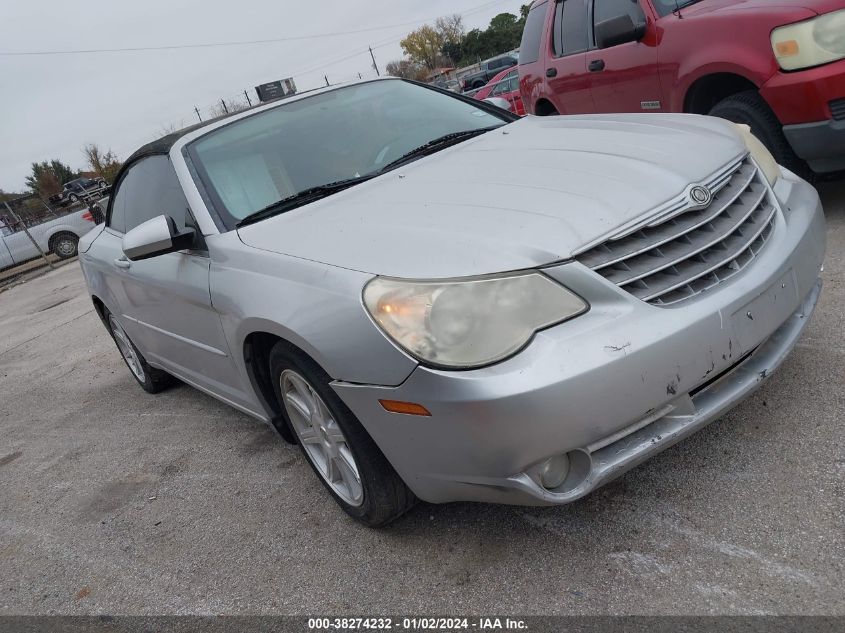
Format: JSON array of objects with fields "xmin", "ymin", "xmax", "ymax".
[{"xmin": 79, "ymin": 78, "xmax": 826, "ymax": 526}]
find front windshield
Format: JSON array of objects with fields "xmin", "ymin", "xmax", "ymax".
[{"xmin": 188, "ymin": 80, "xmax": 508, "ymax": 228}]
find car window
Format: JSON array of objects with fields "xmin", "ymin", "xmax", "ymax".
[
  {"xmin": 108, "ymin": 156, "xmax": 192, "ymax": 234},
  {"xmin": 519, "ymin": 0, "xmax": 549, "ymax": 65},
  {"xmin": 188, "ymin": 80, "xmax": 508, "ymax": 228},
  {"xmin": 554, "ymin": 0, "xmax": 591, "ymax": 56},
  {"xmin": 489, "ymin": 59, "xmax": 502, "ymax": 70},
  {"xmin": 594, "ymin": 0, "xmax": 646, "ymax": 33},
  {"xmin": 492, "ymin": 71, "xmax": 518, "ymax": 96}
]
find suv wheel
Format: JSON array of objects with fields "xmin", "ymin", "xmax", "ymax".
[
  {"xmin": 104, "ymin": 309, "xmax": 175, "ymax": 393},
  {"xmin": 51, "ymin": 233, "xmax": 79, "ymax": 259},
  {"xmin": 269, "ymin": 342, "xmax": 416, "ymax": 526},
  {"xmin": 68, "ymin": 193, "xmax": 79, "ymax": 203},
  {"xmin": 709, "ymin": 90, "xmax": 810, "ymax": 179}
]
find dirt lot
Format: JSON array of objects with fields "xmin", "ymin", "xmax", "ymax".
[{"xmin": 1, "ymin": 181, "xmax": 843, "ymax": 616}]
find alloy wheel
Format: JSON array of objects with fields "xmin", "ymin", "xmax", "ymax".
[
  {"xmin": 109, "ymin": 315, "xmax": 145, "ymax": 382},
  {"xmin": 280, "ymin": 369, "xmax": 364, "ymax": 506}
]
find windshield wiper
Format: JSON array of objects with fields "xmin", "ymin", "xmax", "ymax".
[
  {"xmin": 236, "ymin": 175, "xmax": 376, "ymax": 228},
  {"xmin": 379, "ymin": 126, "xmax": 501, "ymax": 173}
]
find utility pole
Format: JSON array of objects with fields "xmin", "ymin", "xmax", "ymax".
[
  {"xmin": 194, "ymin": 107, "xmax": 202, "ymax": 123},
  {"xmin": 244, "ymin": 90, "xmax": 252, "ymax": 107},
  {"xmin": 220, "ymin": 99, "xmax": 229, "ymax": 114},
  {"xmin": 369, "ymin": 46, "xmax": 380, "ymax": 76}
]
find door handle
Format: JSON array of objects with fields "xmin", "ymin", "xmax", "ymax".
[
  {"xmin": 545, "ymin": 67, "xmax": 557, "ymax": 78},
  {"xmin": 114, "ymin": 257, "xmax": 131, "ymax": 269},
  {"xmin": 589, "ymin": 59, "xmax": 606, "ymax": 72}
]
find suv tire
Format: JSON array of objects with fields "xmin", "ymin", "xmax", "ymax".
[
  {"xmin": 269, "ymin": 341, "xmax": 417, "ymax": 526},
  {"xmin": 709, "ymin": 90, "xmax": 810, "ymax": 179}
]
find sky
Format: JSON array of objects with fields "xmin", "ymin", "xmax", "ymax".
[{"xmin": 0, "ymin": 0, "xmax": 526, "ymax": 192}]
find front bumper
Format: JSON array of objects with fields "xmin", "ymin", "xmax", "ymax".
[
  {"xmin": 333, "ymin": 172, "xmax": 826, "ymax": 505},
  {"xmin": 783, "ymin": 119, "xmax": 845, "ymax": 173},
  {"xmin": 761, "ymin": 58, "xmax": 845, "ymax": 173}
]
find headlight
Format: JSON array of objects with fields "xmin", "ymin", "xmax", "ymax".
[
  {"xmin": 771, "ymin": 9, "xmax": 845, "ymax": 71},
  {"xmin": 363, "ymin": 272, "xmax": 587, "ymax": 369},
  {"xmin": 735, "ymin": 124, "xmax": 780, "ymax": 186}
]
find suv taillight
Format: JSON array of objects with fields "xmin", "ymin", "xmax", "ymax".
[{"xmin": 81, "ymin": 211, "xmax": 94, "ymax": 222}]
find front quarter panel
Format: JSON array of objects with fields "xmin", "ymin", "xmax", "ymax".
[{"xmin": 208, "ymin": 232, "xmax": 419, "ymax": 388}]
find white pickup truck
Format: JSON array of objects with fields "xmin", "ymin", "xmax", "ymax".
[{"xmin": 0, "ymin": 207, "xmax": 98, "ymax": 269}]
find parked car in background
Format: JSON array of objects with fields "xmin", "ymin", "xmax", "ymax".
[
  {"xmin": 432, "ymin": 78, "xmax": 461, "ymax": 93},
  {"xmin": 518, "ymin": 0, "xmax": 845, "ymax": 176},
  {"xmin": 474, "ymin": 68, "xmax": 526, "ymax": 115},
  {"xmin": 79, "ymin": 78, "xmax": 825, "ymax": 526},
  {"xmin": 49, "ymin": 177, "xmax": 109, "ymax": 207},
  {"xmin": 460, "ymin": 54, "xmax": 518, "ymax": 91},
  {"xmin": 0, "ymin": 207, "xmax": 97, "ymax": 268}
]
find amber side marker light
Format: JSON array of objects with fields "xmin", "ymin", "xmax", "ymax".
[
  {"xmin": 775, "ymin": 40, "xmax": 800, "ymax": 56},
  {"xmin": 379, "ymin": 399, "xmax": 432, "ymax": 416}
]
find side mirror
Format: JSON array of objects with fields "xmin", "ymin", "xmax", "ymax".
[
  {"xmin": 122, "ymin": 215, "xmax": 195, "ymax": 261},
  {"xmin": 483, "ymin": 97, "xmax": 513, "ymax": 112},
  {"xmin": 595, "ymin": 11, "xmax": 647, "ymax": 49}
]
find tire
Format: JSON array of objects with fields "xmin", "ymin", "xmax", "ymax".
[
  {"xmin": 51, "ymin": 233, "xmax": 79, "ymax": 259},
  {"xmin": 709, "ymin": 90, "xmax": 811, "ymax": 179},
  {"xmin": 269, "ymin": 342, "xmax": 416, "ymax": 526},
  {"xmin": 104, "ymin": 308, "xmax": 175, "ymax": 394},
  {"xmin": 68, "ymin": 193, "xmax": 79, "ymax": 203}
]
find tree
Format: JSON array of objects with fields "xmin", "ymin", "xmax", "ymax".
[
  {"xmin": 435, "ymin": 14, "xmax": 465, "ymax": 46},
  {"xmin": 83, "ymin": 144, "xmax": 122, "ymax": 184},
  {"xmin": 400, "ymin": 25, "xmax": 445, "ymax": 70},
  {"xmin": 25, "ymin": 160, "xmax": 77, "ymax": 196},
  {"xmin": 519, "ymin": 3, "xmax": 532, "ymax": 21},
  {"xmin": 386, "ymin": 59, "xmax": 428, "ymax": 81},
  {"xmin": 0, "ymin": 189, "xmax": 26, "ymax": 203}
]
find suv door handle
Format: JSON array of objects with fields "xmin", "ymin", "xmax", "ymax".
[
  {"xmin": 545, "ymin": 68, "xmax": 557, "ymax": 78},
  {"xmin": 589, "ymin": 59, "xmax": 606, "ymax": 72},
  {"xmin": 114, "ymin": 257, "xmax": 131, "ymax": 269}
]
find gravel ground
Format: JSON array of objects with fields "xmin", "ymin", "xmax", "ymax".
[{"xmin": 0, "ymin": 181, "xmax": 843, "ymax": 616}]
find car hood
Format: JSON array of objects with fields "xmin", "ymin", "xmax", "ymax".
[
  {"xmin": 237, "ymin": 113, "xmax": 747, "ymax": 279},
  {"xmin": 680, "ymin": 0, "xmax": 836, "ymax": 17}
]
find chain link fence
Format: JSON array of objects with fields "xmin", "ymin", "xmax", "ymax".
[{"xmin": 0, "ymin": 192, "xmax": 106, "ymax": 288}]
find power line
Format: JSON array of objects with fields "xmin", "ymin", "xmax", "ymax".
[{"xmin": 0, "ymin": 0, "xmax": 506, "ymax": 57}]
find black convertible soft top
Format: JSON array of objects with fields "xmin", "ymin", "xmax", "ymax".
[{"xmin": 123, "ymin": 120, "xmax": 214, "ymax": 164}]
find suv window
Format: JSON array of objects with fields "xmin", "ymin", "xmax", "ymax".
[
  {"xmin": 519, "ymin": 1, "xmax": 549, "ymax": 65},
  {"xmin": 554, "ymin": 0, "xmax": 590, "ymax": 56},
  {"xmin": 108, "ymin": 155, "xmax": 192, "ymax": 235},
  {"xmin": 594, "ymin": 0, "xmax": 646, "ymax": 33}
]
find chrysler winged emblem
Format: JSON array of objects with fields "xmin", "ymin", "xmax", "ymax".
[{"xmin": 688, "ymin": 184, "xmax": 713, "ymax": 208}]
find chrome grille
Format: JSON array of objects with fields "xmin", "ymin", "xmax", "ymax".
[{"xmin": 576, "ymin": 157, "xmax": 778, "ymax": 306}]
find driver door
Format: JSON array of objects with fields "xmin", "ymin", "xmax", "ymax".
[
  {"xmin": 586, "ymin": 0, "xmax": 664, "ymax": 113},
  {"xmin": 92, "ymin": 156, "xmax": 243, "ymax": 402}
]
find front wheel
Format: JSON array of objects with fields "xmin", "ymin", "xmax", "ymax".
[
  {"xmin": 709, "ymin": 90, "xmax": 810, "ymax": 179},
  {"xmin": 269, "ymin": 342, "xmax": 416, "ymax": 526}
]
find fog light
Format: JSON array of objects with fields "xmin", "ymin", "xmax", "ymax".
[{"xmin": 538, "ymin": 454, "xmax": 570, "ymax": 490}]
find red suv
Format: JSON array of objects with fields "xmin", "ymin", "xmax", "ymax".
[{"xmin": 518, "ymin": 0, "xmax": 845, "ymax": 176}]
